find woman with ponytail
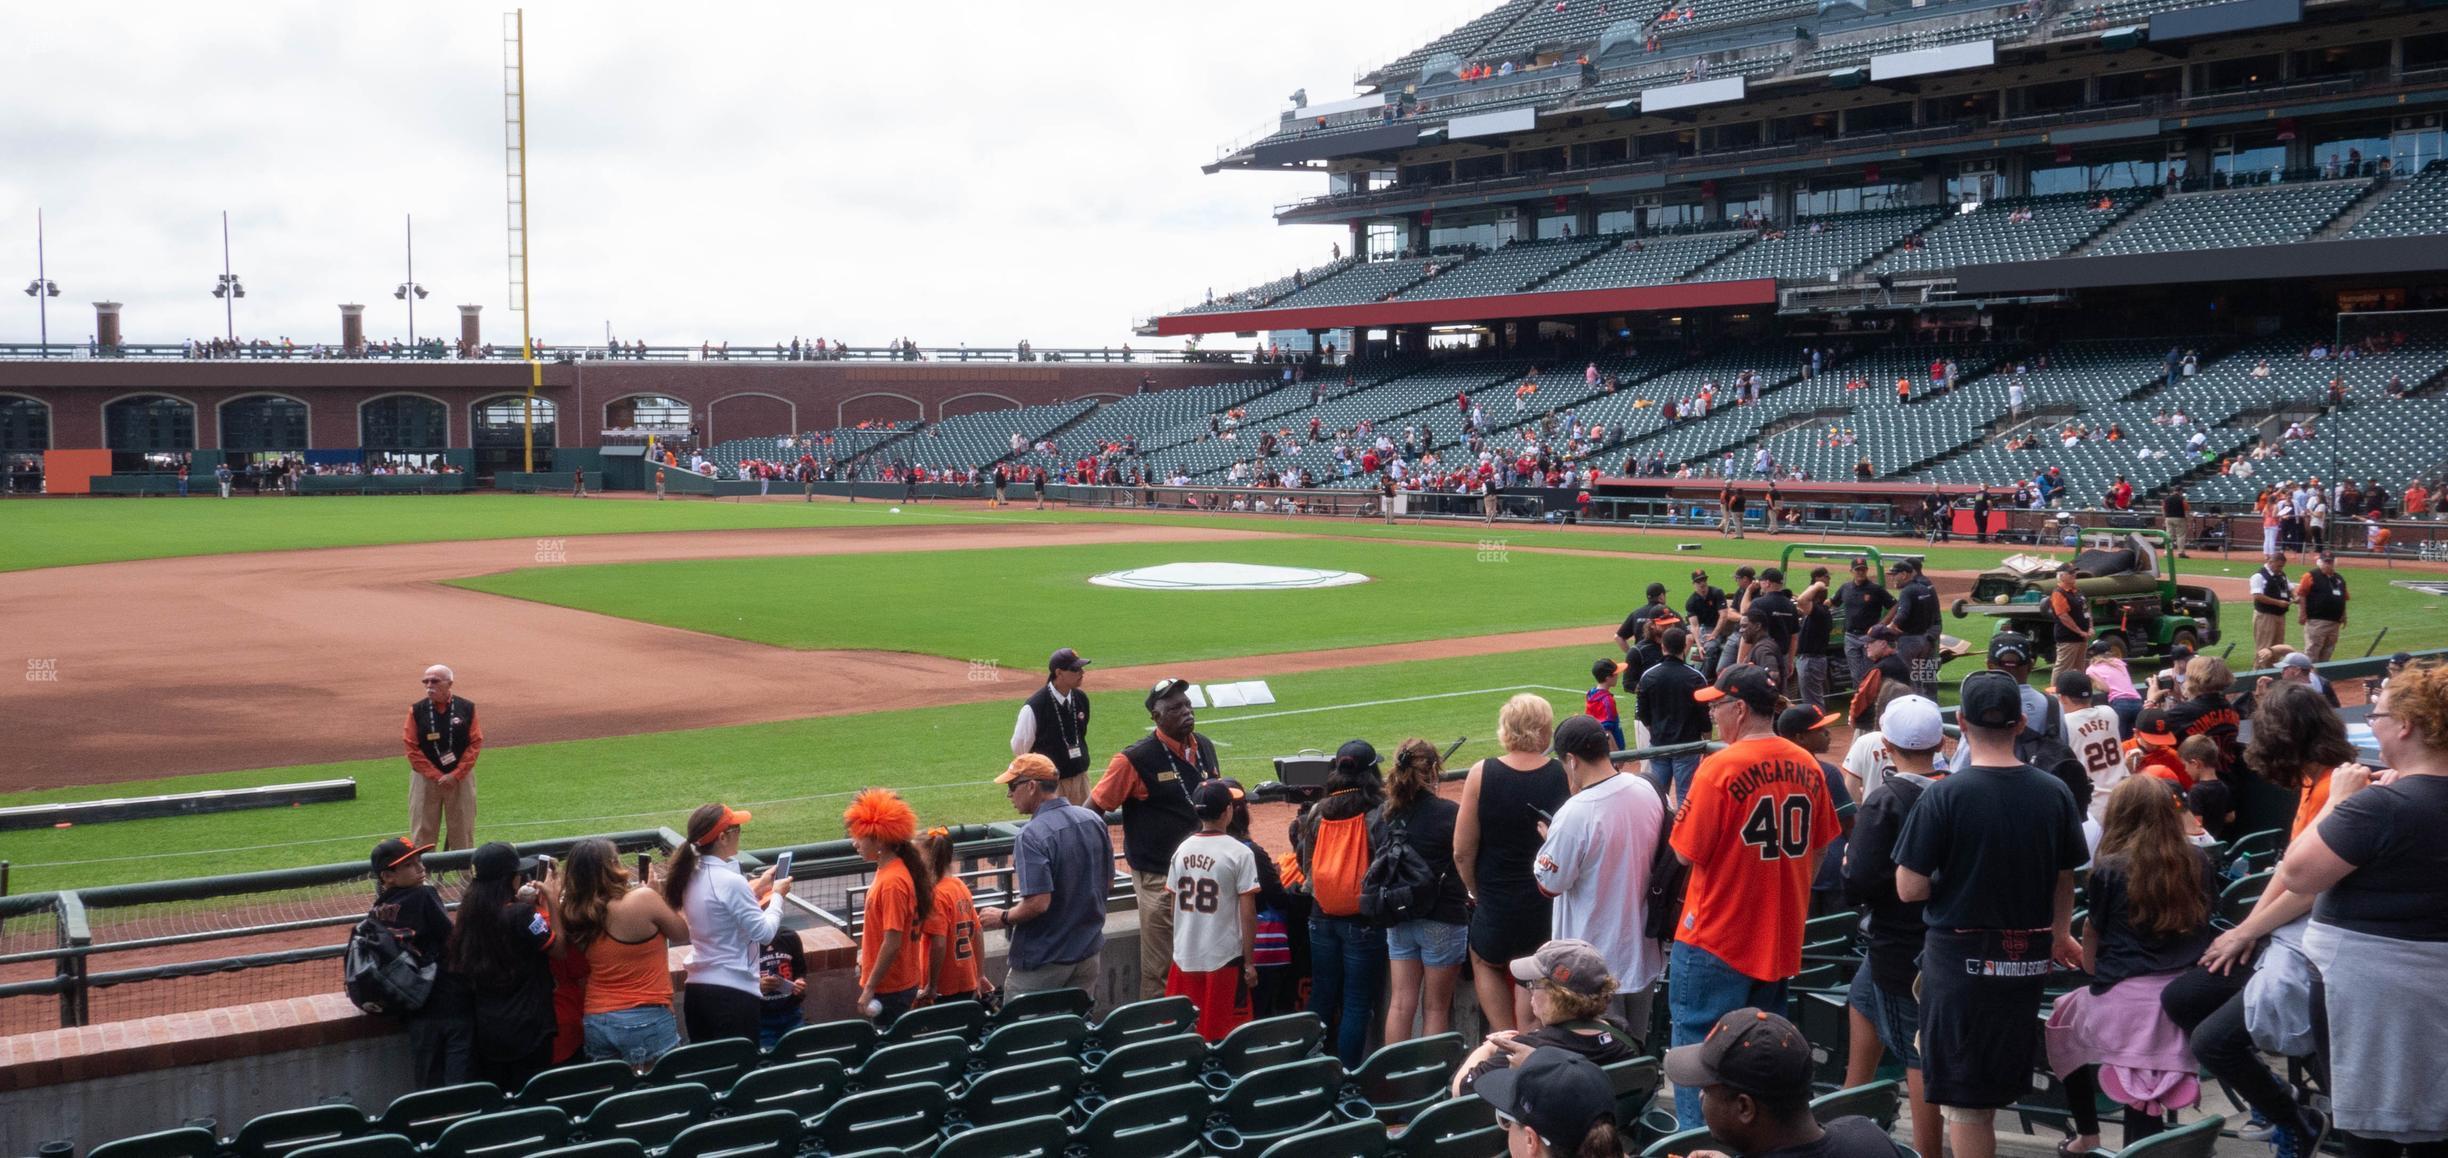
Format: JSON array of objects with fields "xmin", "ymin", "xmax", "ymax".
[
  {"xmin": 673, "ymin": 803, "xmax": 791, "ymax": 1044},
  {"xmin": 847, "ymin": 789, "xmax": 935, "ymax": 1025},
  {"xmin": 917, "ymin": 827, "xmax": 991, "ymax": 1005}
]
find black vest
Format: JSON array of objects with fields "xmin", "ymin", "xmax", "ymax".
[
  {"xmin": 1117, "ymin": 732, "xmax": 1217, "ymax": 874},
  {"xmin": 411, "ymin": 696, "xmax": 475, "ymax": 770},
  {"xmin": 2303, "ymin": 571, "xmax": 2348, "ymax": 622},
  {"xmin": 1025, "ymin": 684, "xmax": 1092, "ymax": 779}
]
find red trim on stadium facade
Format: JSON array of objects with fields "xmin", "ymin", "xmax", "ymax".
[{"xmin": 1152, "ymin": 279, "xmax": 1780, "ymax": 336}]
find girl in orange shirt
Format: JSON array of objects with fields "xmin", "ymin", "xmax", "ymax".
[
  {"xmin": 846, "ymin": 789, "xmax": 935, "ymax": 1026},
  {"xmin": 916, "ymin": 828, "xmax": 991, "ymax": 1005}
]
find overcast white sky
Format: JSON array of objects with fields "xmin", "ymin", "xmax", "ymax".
[{"xmin": 0, "ymin": 1, "xmax": 1497, "ymax": 353}]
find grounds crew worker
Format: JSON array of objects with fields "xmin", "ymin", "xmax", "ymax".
[
  {"xmin": 1012, "ymin": 648, "xmax": 1095, "ymax": 805},
  {"xmin": 405, "ymin": 664, "xmax": 483, "ymax": 850},
  {"xmin": 1092, "ymin": 677, "xmax": 1218, "ymax": 1000}
]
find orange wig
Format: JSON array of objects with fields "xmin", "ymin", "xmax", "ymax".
[{"xmin": 843, "ymin": 788, "xmax": 918, "ymax": 846}]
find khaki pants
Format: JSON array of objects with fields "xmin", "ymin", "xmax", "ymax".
[
  {"xmin": 1004, "ymin": 955, "xmax": 1100, "ymax": 1001},
  {"xmin": 2057, "ymin": 640, "xmax": 2087, "ymax": 674},
  {"xmin": 2303, "ymin": 618, "xmax": 2342, "ymax": 663},
  {"xmin": 2253, "ymin": 613, "xmax": 2287, "ymax": 667},
  {"xmin": 2164, "ymin": 516, "xmax": 2186, "ymax": 555},
  {"xmin": 1129, "ymin": 869, "xmax": 1175, "ymax": 1001},
  {"xmin": 1055, "ymin": 774, "xmax": 1088, "ymax": 807},
  {"xmin": 408, "ymin": 773, "xmax": 477, "ymax": 850}
]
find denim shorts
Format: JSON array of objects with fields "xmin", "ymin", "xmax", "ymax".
[
  {"xmin": 1846, "ymin": 959, "xmax": 1921, "ymax": 1069},
  {"xmin": 1386, "ymin": 919, "xmax": 1469, "ymax": 967},
  {"xmin": 584, "ymin": 1004, "xmax": 680, "ymax": 1070}
]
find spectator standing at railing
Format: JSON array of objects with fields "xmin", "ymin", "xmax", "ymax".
[
  {"xmin": 981, "ymin": 754, "xmax": 1113, "ymax": 997},
  {"xmin": 668, "ymin": 803, "xmax": 790, "ymax": 1043},
  {"xmin": 370, "ymin": 836, "xmax": 473, "ymax": 1088},
  {"xmin": 1092, "ymin": 678, "xmax": 1219, "ymax": 1000},
  {"xmin": 405, "ymin": 665, "xmax": 483, "ymax": 850}
]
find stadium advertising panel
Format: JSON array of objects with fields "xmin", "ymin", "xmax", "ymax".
[
  {"xmin": 1639, "ymin": 75, "xmax": 1745, "ymax": 114},
  {"xmin": 1870, "ymin": 39, "xmax": 1996, "ymax": 82}
]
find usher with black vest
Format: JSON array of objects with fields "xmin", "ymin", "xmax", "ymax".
[
  {"xmin": 1116, "ymin": 732, "xmax": 1217, "ymax": 874},
  {"xmin": 1024, "ymin": 684, "xmax": 1092, "ymax": 780}
]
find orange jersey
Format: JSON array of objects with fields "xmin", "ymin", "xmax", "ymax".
[
  {"xmin": 2291, "ymin": 768, "xmax": 2334, "ymax": 839},
  {"xmin": 1670, "ymin": 735, "xmax": 1837, "ymax": 982},
  {"xmin": 923, "ymin": 876, "xmax": 983, "ymax": 997},
  {"xmin": 858, "ymin": 858, "xmax": 927, "ymax": 995}
]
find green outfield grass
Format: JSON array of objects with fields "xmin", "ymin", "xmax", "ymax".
[
  {"xmin": 452, "ymin": 537, "xmax": 1643, "ymax": 665},
  {"xmin": 0, "ymin": 645, "xmax": 1611, "ymax": 893}
]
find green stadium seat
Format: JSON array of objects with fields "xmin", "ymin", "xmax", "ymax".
[
  {"xmin": 717, "ymin": 1057, "xmax": 844, "ymax": 1122},
  {"xmin": 524, "ymin": 1142, "xmax": 644, "ymax": 1158},
  {"xmin": 993, "ymin": 987, "xmax": 1093, "ymax": 1027},
  {"xmin": 571, "ymin": 1082, "xmax": 710, "ymax": 1152},
  {"xmin": 1068, "ymin": 1083, "xmax": 1209, "ymax": 1158},
  {"xmin": 1207, "ymin": 1056, "xmax": 1344, "ymax": 1156},
  {"xmin": 970, "ymin": 1014, "xmax": 1090, "ymax": 1076},
  {"xmin": 880, "ymin": 998, "xmax": 988, "ymax": 1045},
  {"xmin": 427, "ymin": 1107, "xmax": 572, "ymax": 1158},
  {"xmin": 1389, "ymin": 1095, "xmax": 1502, "ymax": 1158},
  {"xmin": 1641, "ymin": 1126, "xmax": 1739, "ymax": 1158},
  {"xmin": 660, "ymin": 1110, "xmax": 800, "ymax": 1158},
  {"xmin": 515, "ymin": 1062, "xmax": 635, "ymax": 1119},
  {"xmin": 808, "ymin": 1082, "xmax": 951, "ymax": 1158},
  {"xmin": 846, "ymin": 1034, "xmax": 972, "ymax": 1092},
  {"xmin": 287, "ymin": 1135, "xmax": 416, "ymax": 1158},
  {"xmin": 947, "ymin": 1057, "xmax": 1082, "ymax": 1133},
  {"xmin": 1341, "ymin": 1033, "xmax": 1467, "ymax": 1125},
  {"xmin": 934, "ymin": 1114, "xmax": 1072, "ymax": 1158},
  {"xmin": 641, "ymin": 1039, "xmax": 756, "ymax": 1092},
  {"xmin": 88, "ymin": 1127, "xmax": 219, "ymax": 1158},
  {"xmin": 229, "ymin": 1106, "xmax": 372, "ymax": 1158},
  {"xmin": 2098, "ymin": 1114, "xmax": 2226, "ymax": 1158},
  {"xmin": 1089, "ymin": 996, "xmax": 1197, "ymax": 1057},
  {"xmin": 373, "ymin": 1083, "xmax": 504, "ymax": 1146},
  {"xmin": 1811, "ymin": 1080, "xmax": 1903, "ymax": 1129},
  {"xmin": 1258, "ymin": 1117, "xmax": 1389, "ymax": 1158},
  {"xmin": 1602, "ymin": 1057, "xmax": 1665, "ymax": 1125},
  {"xmin": 767, "ymin": 1019, "xmax": 875, "ymax": 1066},
  {"xmin": 1078, "ymin": 1033, "xmax": 1209, "ymax": 1115},
  {"xmin": 1206, "ymin": 1013, "xmax": 1326, "ymax": 1084}
]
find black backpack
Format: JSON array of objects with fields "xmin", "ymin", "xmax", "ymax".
[
  {"xmin": 1642, "ymin": 802, "xmax": 1689, "ymax": 947},
  {"xmin": 1360, "ymin": 809, "xmax": 1443, "ymax": 928},
  {"xmin": 344, "ymin": 915, "xmax": 435, "ymax": 1016}
]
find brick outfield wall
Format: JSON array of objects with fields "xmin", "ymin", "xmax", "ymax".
[{"xmin": 0, "ymin": 362, "xmax": 1262, "ymax": 450}]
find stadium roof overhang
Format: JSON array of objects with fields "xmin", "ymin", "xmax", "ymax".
[
  {"xmin": 1151, "ymin": 279, "xmax": 1778, "ymax": 336},
  {"xmin": 1957, "ymin": 235, "xmax": 2448, "ymax": 296}
]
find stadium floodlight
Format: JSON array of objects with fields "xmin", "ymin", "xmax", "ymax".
[
  {"xmin": 23, "ymin": 280, "xmax": 58, "ymax": 297},
  {"xmin": 213, "ymin": 210, "xmax": 241, "ymax": 341},
  {"xmin": 29, "ymin": 208, "xmax": 59, "ymax": 350}
]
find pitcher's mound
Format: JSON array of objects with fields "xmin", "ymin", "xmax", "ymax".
[{"xmin": 1089, "ymin": 562, "xmax": 1369, "ymax": 591}]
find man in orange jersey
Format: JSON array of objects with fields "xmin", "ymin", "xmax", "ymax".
[{"xmin": 1667, "ymin": 664, "xmax": 1836, "ymax": 1128}]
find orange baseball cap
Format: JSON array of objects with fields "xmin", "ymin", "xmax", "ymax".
[
  {"xmin": 997, "ymin": 753, "xmax": 1060, "ymax": 784},
  {"xmin": 687, "ymin": 804, "xmax": 753, "ymax": 847}
]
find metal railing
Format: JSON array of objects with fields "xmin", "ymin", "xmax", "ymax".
[{"xmin": 0, "ymin": 342, "xmax": 1297, "ymax": 366}]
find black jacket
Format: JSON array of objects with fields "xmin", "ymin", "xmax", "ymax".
[{"xmin": 1635, "ymin": 657, "xmax": 1711, "ymax": 747}]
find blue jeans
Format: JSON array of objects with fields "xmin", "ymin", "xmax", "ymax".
[
  {"xmin": 1669, "ymin": 941, "xmax": 1789, "ymax": 1128},
  {"xmin": 1308, "ymin": 914, "xmax": 1387, "ymax": 1069},
  {"xmin": 1651, "ymin": 753, "xmax": 1704, "ymax": 804},
  {"xmin": 584, "ymin": 1004, "xmax": 680, "ymax": 1071}
]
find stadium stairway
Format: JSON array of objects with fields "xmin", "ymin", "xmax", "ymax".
[{"xmin": 2311, "ymin": 176, "xmax": 2403, "ymax": 239}]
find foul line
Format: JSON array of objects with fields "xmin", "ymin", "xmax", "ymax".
[{"xmin": 1194, "ymin": 684, "xmax": 1583, "ymax": 725}]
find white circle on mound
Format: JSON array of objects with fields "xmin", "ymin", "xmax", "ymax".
[{"xmin": 1089, "ymin": 562, "xmax": 1370, "ymax": 591}]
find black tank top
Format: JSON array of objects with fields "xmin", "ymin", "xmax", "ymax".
[{"xmin": 1472, "ymin": 757, "xmax": 1569, "ymax": 892}]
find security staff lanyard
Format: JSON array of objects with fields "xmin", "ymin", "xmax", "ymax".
[
  {"xmin": 423, "ymin": 697, "xmax": 459, "ymax": 767},
  {"xmin": 1049, "ymin": 686, "xmax": 1082, "ymax": 760},
  {"xmin": 1159, "ymin": 733, "xmax": 1208, "ymax": 799}
]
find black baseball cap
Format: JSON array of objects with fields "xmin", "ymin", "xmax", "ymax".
[
  {"xmin": 1664, "ymin": 1008, "xmax": 1813, "ymax": 1099},
  {"xmin": 1889, "ymin": 558, "xmax": 1920, "ymax": 574},
  {"xmin": 1334, "ymin": 739, "xmax": 1381, "ymax": 775},
  {"xmin": 1554, "ymin": 715, "xmax": 1613, "ymax": 762},
  {"xmin": 1476, "ymin": 1048, "xmax": 1616, "ymax": 1147},
  {"xmin": 1695, "ymin": 663, "xmax": 1781, "ymax": 712},
  {"xmin": 1774, "ymin": 706, "xmax": 1842, "ymax": 739},
  {"xmin": 2087, "ymin": 636, "xmax": 2115, "ymax": 656},
  {"xmin": 1145, "ymin": 678, "xmax": 1192, "ymax": 710},
  {"xmin": 371, "ymin": 836, "xmax": 432, "ymax": 875},
  {"xmin": 1867, "ymin": 624, "xmax": 1901, "ymax": 642},
  {"xmin": 1960, "ymin": 670, "xmax": 2026, "ymax": 730},
  {"xmin": 1760, "ymin": 567, "xmax": 1784, "ymax": 584},
  {"xmin": 1850, "ymin": 557, "xmax": 1870, "ymax": 571},
  {"xmin": 470, "ymin": 841, "xmax": 538, "ymax": 884},
  {"xmin": 1193, "ymin": 780, "xmax": 1242, "ymax": 820},
  {"xmin": 1048, "ymin": 648, "xmax": 1093, "ymax": 673},
  {"xmin": 1646, "ymin": 581, "xmax": 1668, "ymax": 598},
  {"xmin": 2053, "ymin": 670, "xmax": 2095, "ymax": 699},
  {"xmin": 2392, "ymin": 651, "xmax": 2413, "ymax": 667},
  {"xmin": 1988, "ymin": 632, "xmax": 2035, "ymax": 668},
  {"xmin": 1691, "ymin": 570, "xmax": 1710, "ymax": 582}
]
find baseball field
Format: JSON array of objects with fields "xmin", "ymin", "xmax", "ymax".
[{"xmin": 5, "ymin": 493, "xmax": 2443, "ymax": 894}]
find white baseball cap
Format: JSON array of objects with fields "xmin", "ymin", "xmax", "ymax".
[{"xmin": 1880, "ymin": 695, "xmax": 1944, "ymax": 752}]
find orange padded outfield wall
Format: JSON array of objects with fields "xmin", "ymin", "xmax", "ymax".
[{"xmin": 42, "ymin": 449, "xmax": 109, "ymax": 496}]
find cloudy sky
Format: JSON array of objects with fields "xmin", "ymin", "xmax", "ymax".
[{"xmin": 0, "ymin": 1, "xmax": 1495, "ymax": 353}]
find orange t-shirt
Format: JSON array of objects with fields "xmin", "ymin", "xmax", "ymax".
[
  {"xmin": 2291, "ymin": 768, "xmax": 2334, "ymax": 839},
  {"xmin": 859, "ymin": 858, "xmax": 926, "ymax": 995},
  {"xmin": 923, "ymin": 876, "xmax": 983, "ymax": 998},
  {"xmin": 1670, "ymin": 735, "xmax": 1837, "ymax": 982}
]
